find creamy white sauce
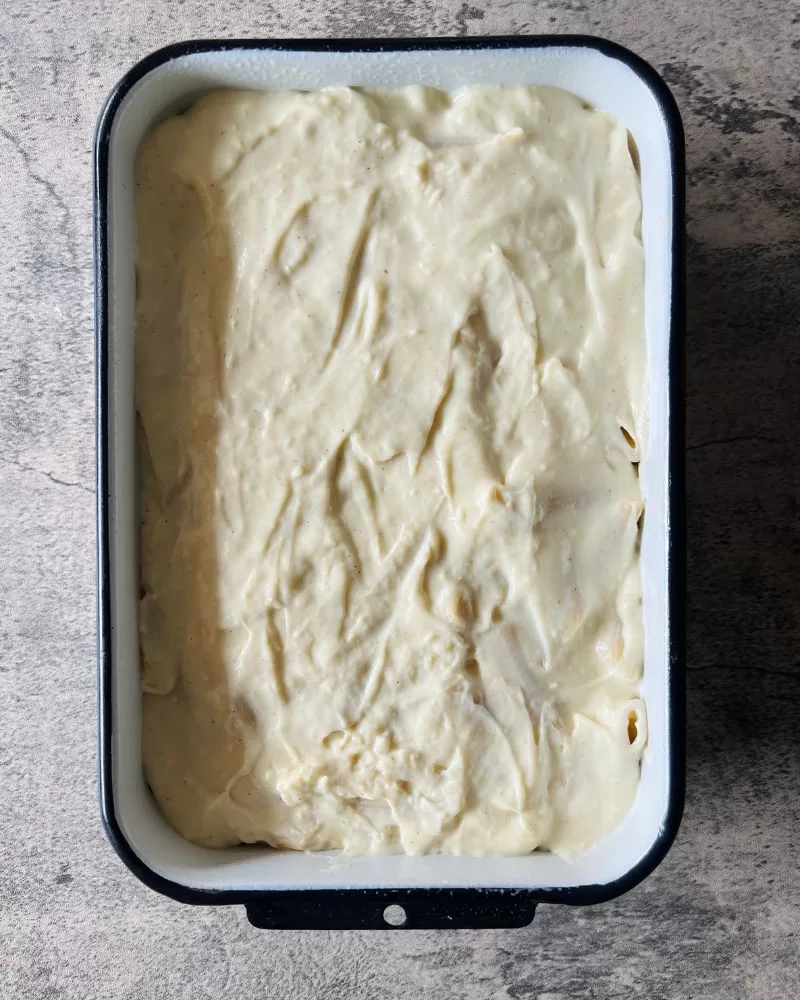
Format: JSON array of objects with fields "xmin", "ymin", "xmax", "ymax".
[{"xmin": 136, "ymin": 85, "xmax": 647, "ymax": 857}]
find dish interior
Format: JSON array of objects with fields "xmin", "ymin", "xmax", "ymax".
[{"xmin": 103, "ymin": 42, "xmax": 677, "ymax": 892}]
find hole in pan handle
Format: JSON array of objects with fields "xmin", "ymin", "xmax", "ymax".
[{"xmin": 245, "ymin": 890, "xmax": 538, "ymax": 930}]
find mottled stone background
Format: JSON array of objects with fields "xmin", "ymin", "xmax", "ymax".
[{"xmin": 1, "ymin": 1, "xmax": 798, "ymax": 997}]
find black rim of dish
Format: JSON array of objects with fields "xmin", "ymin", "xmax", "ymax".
[{"xmin": 95, "ymin": 34, "xmax": 686, "ymax": 930}]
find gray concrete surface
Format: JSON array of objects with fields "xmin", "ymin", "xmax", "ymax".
[{"xmin": 1, "ymin": 1, "xmax": 798, "ymax": 997}]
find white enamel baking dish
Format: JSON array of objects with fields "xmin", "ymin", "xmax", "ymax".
[{"xmin": 95, "ymin": 36, "xmax": 685, "ymax": 930}]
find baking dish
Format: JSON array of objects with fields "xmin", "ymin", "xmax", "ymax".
[{"xmin": 95, "ymin": 36, "xmax": 685, "ymax": 930}]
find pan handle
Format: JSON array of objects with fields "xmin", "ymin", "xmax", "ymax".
[{"xmin": 245, "ymin": 888, "xmax": 538, "ymax": 930}]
